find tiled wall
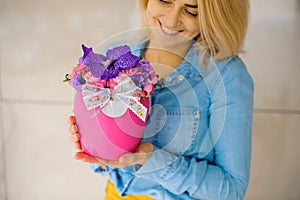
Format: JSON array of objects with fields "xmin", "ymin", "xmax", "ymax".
[
  {"xmin": 0, "ymin": 0, "xmax": 299, "ymax": 199},
  {"xmin": 242, "ymin": 0, "xmax": 300, "ymax": 199}
]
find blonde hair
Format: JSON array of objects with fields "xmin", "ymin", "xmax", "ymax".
[{"xmin": 137, "ymin": 0, "xmax": 249, "ymax": 60}]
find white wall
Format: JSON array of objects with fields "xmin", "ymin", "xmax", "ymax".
[{"xmin": 0, "ymin": 0, "xmax": 299, "ymax": 199}]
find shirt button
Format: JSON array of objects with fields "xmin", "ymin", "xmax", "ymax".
[
  {"xmin": 165, "ymin": 77, "xmax": 172, "ymax": 82},
  {"xmin": 178, "ymin": 75, "xmax": 184, "ymax": 81},
  {"xmin": 195, "ymin": 109, "xmax": 200, "ymax": 119}
]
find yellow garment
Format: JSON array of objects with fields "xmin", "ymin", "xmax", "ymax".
[{"xmin": 105, "ymin": 181, "xmax": 154, "ymax": 200}]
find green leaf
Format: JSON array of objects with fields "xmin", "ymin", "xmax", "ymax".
[
  {"xmin": 63, "ymin": 73, "xmax": 71, "ymax": 82},
  {"xmin": 80, "ymin": 74, "xmax": 86, "ymax": 84},
  {"xmin": 156, "ymin": 78, "xmax": 165, "ymax": 88}
]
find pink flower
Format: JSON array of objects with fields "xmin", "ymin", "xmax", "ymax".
[
  {"xmin": 132, "ymin": 90, "xmax": 142, "ymax": 98},
  {"xmin": 124, "ymin": 67, "xmax": 143, "ymax": 76},
  {"xmin": 147, "ymin": 71, "xmax": 159, "ymax": 85},
  {"xmin": 108, "ymin": 72, "xmax": 128, "ymax": 89},
  {"xmin": 70, "ymin": 64, "xmax": 89, "ymax": 79},
  {"xmin": 84, "ymin": 71, "xmax": 107, "ymax": 88},
  {"xmin": 142, "ymin": 83, "xmax": 155, "ymax": 97}
]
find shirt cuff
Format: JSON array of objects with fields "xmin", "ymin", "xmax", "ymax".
[{"xmin": 89, "ymin": 163, "xmax": 108, "ymax": 174}]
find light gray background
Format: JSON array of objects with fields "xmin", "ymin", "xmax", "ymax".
[{"xmin": 0, "ymin": 0, "xmax": 299, "ymax": 199}]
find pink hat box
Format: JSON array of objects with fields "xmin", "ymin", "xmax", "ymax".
[{"xmin": 73, "ymin": 91, "xmax": 149, "ymax": 160}]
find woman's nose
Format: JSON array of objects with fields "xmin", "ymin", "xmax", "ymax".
[{"xmin": 164, "ymin": 10, "xmax": 181, "ymax": 28}]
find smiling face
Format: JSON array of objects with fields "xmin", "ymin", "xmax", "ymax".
[{"xmin": 146, "ymin": 0, "xmax": 200, "ymax": 46}]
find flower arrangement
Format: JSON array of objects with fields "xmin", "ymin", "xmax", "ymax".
[
  {"xmin": 64, "ymin": 44, "xmax": 159, "ymax": 159},
  {"xmin": 65, "ymin": 44, "xmax": 158, "ymax": 94},
  {"xmin": 64, "ymin": 44, "xmax": 159, "ymax": 121}
]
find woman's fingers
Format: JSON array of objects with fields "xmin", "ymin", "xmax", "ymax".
[
  {"xmin": 135, "ymin": 142, "xmax": 154, "ymax": 154},
  {"xmin": 75, "ymin": 152, "xmax": 100, "ymax": 164},
  {"xmin": 119, "ymin": 153, "xmax": 136, "ymax": 164},
  {"xmin": 69, "ymin": 124, "xmax": 78, "ymax": 134},
  {"xmin": 68, "ymin": 116, "xmax": 153, "ymax": 168},
  {"xmin": 119, "ymin": 142, "xmax": 154, "ymax": 166},
  {"xmin": 68, "ymin": 116, "xmax": 76, "ymax": 125},
  {"xmin": 97, "ymin": 158, "xmax": 127, "ymax": 168},
  {"xmin": 68, "ymin": 116, "xmax": 81, "ymax": 150},
  {"xmin": 74, "ymin": 141, "xmax": 81, "ymax": 150},
  {"xmin": 71, "ymin": 132, "xmax": 80, "ymax": 142},
  {"xmin": 70, "ymin": 130, "xmax": 81, "ymax": 150},
  {"xmin": 75, "ymin": 152, "xmax": 109, "ymax": 166}
]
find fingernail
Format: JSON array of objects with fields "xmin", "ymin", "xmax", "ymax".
[
  {"xmin": 73, "ymin": 133, "xmax": 80, "ymax": 142},
  {"xmin": 68, "ymin": 116, "xmax": 76, "ymax": 125},
  {"xmin": 73, "ymin": 133, "xmax": 79, "ymax": 140},
  {"xmin": 75, "ymin": 141, "xmax": 81, "ymax": 149},
  {"xmin": 71, "ymin": 125, "xmax": 78, "ymax": 133}
]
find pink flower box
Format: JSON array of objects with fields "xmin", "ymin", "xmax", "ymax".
[
  {"xmin": 74, "ymin": 92, "xmax": 149, "ymax": 160},
  {"xmin": 64, "ymin": 44, "xmax": 158, "ymax": 160}
]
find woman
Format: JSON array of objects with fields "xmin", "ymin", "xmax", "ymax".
[{"xmin": 68, "ymin": 0, "xmax": 254, "ymax": 199}]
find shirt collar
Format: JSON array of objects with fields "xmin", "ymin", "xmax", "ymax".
[{"xmin": 132, "ymin": 41, "xmax": 205, "ymax": 87}]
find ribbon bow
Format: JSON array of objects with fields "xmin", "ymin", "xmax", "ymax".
[{"xmin": 81, "ymin": 77, "xmax": 147, "ymax": 122}]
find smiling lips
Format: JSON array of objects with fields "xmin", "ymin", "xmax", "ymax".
[
  {"xmin": 159, "ymin": 20, "xmax": 181, "ymax": 36},
  {"xmin": 161, "ymin": 27, "xmax": 180, "ymax": 35}
]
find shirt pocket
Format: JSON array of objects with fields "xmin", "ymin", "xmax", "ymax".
[{"xmin": 146, "ymin": 107, "xmax": 200, "ymax": 155}]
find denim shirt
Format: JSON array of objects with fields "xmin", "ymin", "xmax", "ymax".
[{"xmin": 89, "ymin": 43, "xmax": 254, "ymax": 200}]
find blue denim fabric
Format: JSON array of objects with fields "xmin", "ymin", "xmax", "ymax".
[{"xmin": 89, "ymin": 43, "xmax": 254, "ymax": 200}]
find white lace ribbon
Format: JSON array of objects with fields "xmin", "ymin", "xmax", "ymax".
[{"xmin": 81, "ymin": 77, "xmax": 147, "ymax": 122}]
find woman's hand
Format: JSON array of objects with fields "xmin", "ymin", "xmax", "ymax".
[{"xmin": 68, "ymin": 115, "xmax": 154, "ymax": 168}]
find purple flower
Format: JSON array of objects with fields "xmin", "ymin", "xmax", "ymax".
[
  {"xmin": 72, "ymin": 75, "xmax": 85, "ymax": 91},
  {"xmin": 78, "ymin": 44, "xmax": 93, "ymax": 64},
  {"xmin": 101, "ymin": 62, "xmax": 120, "ymax": 80},
  {"xmin": 106, "ymin": 45, "xmax": 131, "ymax": 60},
  {"xmin": 78, "ymin": 44, "xmax": 141, "ymax": 82},
  {"xmin": 115, "ymin": 52, "xmax": 140, "ymax": 70},
  {"xmin": 84, "ymin": 53, "xmax": 109, "ymax": 78},
  {"xmin": 80, "ymin": 45, "xmax": 109, "ymax": 78},
  {"xmin": 123, "ymin": 60, "xmax": 156, "ymax": 88},
  {"xmin": 106, "ymin": 45, "xmax": 140, "ymax": 71}
]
